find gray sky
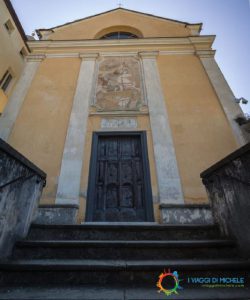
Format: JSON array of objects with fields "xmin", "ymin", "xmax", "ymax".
[{"xmin": 11, "ymin": 0, "xmax": 250, "ymax": 113}]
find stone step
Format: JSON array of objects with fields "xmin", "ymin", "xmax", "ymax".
[
  {"xmin": 27, "ymin": 224, "xmax": 222, "ymax": 241},
  {"xmin": 0, "ymin": 285, "xmax": 249, "ymax": 300},
  {"xmin": 0, "ymin": 259, "xmax": 249, "ymax": 286},
  {"xmin": 13, "ymin": 239, "xmax": 238, "ymax": 260}
]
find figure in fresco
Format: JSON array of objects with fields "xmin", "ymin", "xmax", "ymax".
[{"xmin": 95, "ymin": 57, "xmax": 143, "ymax": 111}]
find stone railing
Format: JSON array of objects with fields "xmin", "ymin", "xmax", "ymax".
[
  {"xmin": 0, "ymin": 139, "xmax": 46, "ymax": 258},
  {"xmin": 201, "ymin": 143, "xmax": 250, "ymax": 258}
]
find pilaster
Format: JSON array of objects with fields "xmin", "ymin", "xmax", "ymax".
[
  {"xmin": 197, "ymin": 50, "xmax": 247, "ymax": 146},
  {"xmin": 54, "ymin": 53, "xmax": 98, "ymax": 223},
  {"xmin": 139, "ymin": 51, "xmax": 184, "ymax": 212},
  {"xmin": 0, "ymin": 55, "xmax": 45, "ymax": 141}
]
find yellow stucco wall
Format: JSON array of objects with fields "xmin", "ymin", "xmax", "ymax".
[
  {"xmin": 0, "ymin": 0, "xmax": 27, "ymax": 112},
  {"xmin": 157, "ymin": 54, "xmax": 238, "ymax": 203},
  {"xmin": 8, "ymin": 58, "xmax": 80, "ymax": 204},
  {"xmin": 7, "ymin": 53, "xmax": 239, "ymax": 222},
  {"xmin": 7, "ymin": 54, "xmax": 162, "ymax": 221},
  {"xmin": 44, "ymin": 9, "xmax": 193, "ymax": 40}
]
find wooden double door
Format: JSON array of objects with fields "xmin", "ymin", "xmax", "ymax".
[{"xmin": 86, "ymin": 132, "xmax": 154, "ymax": 222}]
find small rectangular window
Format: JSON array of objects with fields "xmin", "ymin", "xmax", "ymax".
[
  {"xmin": 4, "ymin": 19, "xmax": 15, "ymax": 34},
  {"xmin": 2, "ymin": 74, "xmax": 13, "ymax": 91},
  {"xmin": 19, "ymin": 47, "xmax": 28, "ymax": 58},
  {"xmin": 0, "ymin": 70, "xmax": 13, "ymax": 92},
  {"xmin": 0, "ymin": 71, "xmax": 8, "ymax": 86}
]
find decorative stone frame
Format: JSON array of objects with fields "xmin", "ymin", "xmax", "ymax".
[{"xmin": 90, "ymin": 53, "xmax": 148, "ymax": 113}]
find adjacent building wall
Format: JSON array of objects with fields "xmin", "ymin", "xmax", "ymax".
[{"xmin": 0, "ymin": 0, "xmax": 29, "ymax": 113}]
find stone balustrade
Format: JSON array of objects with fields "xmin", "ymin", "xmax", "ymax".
[
  {"xmin": 0, "ymin": 139, "xmax": 46, "ymax": 258},
  {"xmin": 201, "ymin": 142, "xmax": 250, "ymax": 258}
]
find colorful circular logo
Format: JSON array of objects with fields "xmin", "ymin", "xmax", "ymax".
[{"xmin": 156, "ymin": 269, "xmax": 183, "ymax": 296}]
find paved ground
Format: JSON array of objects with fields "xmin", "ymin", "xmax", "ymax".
[{"xmin": 0, "ymin": 286, "xmax": 249, "ymax": 300}]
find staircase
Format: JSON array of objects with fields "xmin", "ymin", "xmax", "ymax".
[{"xmin": 0, "ymin": 223, "xmax": 249, "ymax": 299}]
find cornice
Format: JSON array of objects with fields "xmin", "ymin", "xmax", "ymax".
[
  {"xmin": 26, "ymin": 54, "xmax": 46, "ymax": 62},
  {"xmin": 44, "ymin": 49, "xmax": 195, "ymax": 58},
  {"xmin": 28, "ymin": 35, "xmax": 215, "ymax": 51},
  {"xmin": 186, "ymin": 24, "xmax": 202, "ymax": 36},
  {"xmin": 189, "ymin": 36, "xmax": 215, "ymax": 44},
  {"xmin": 196, "ymin": 50, "xmax": 216, "ymax": 58},
  {"xmin": 89, "ymin": 111, "xmax": 149, "ymax": 117},
  {"xmin": 160, "ymin": 49, "xmax": 195, "ymax": 55},
  {"xmin": 139, "ymin": 51, "xmax": 159, "ymax": 59},
  {"xmin": 98, "ymin": 51, "xmax": 138, "ymax": 57},
  {"xmin": 79, "ymin": 53, "xmax": 99, "ymax": 60}
]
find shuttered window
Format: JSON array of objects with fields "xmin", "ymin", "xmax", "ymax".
[{"xmin": 0, "ymin": 70, "xmax": 13, "ymax": 92}]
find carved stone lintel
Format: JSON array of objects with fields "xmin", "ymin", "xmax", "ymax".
[{"xmin": 101, "ymin": 118, "xmax": 138, "ymax": 129}]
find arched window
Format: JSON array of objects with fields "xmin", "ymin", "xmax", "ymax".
[{"xmin": 100, "ymin": 31, "xmax": 138, "ymax": 39}]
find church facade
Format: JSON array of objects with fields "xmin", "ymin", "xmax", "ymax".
[{"xmin": 0, "ymin": 8, "xmax": 246, "ymax": 225}]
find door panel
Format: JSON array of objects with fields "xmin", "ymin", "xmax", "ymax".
[{"xmin": 86, "ymin": 132, "xmax": 154, "ymax": 222}]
